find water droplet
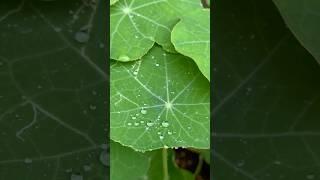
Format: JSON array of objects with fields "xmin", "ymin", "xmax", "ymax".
[
  {"xmin": 161, "ymin": 122, "xmax": 169, "ymax": 127},
  {"xmin": 134, "ymin": 122, "xmax": 139, "ymax": 126},
  {"xmin": 151, "ymin": 56, "xmax": 155, "ymax": 59},
  {"xmin": 127, "ymin": 122, "xmax": 132, "ymax": 126},
  {"xmin": 89, "ymin": 105, "xmax": 96, "ymax": 110},
  {"xmin": 307, "ymin": 174, "xmax": 315, "ymax": 179},
  {"xmin": 146, "ymin": 122, "xmax": 154, "ymax": 127},
  {"xmin": 273, "ymin": 160, "xmax": 281, "ymax": 165},
  {"xmin": 71, "ymin": 174, "xmax": 83, "ymax": 180},
  {"xmin": 99, "ymin": 43, "xmax": 105, "ymax": 48},
  {"xmin": 99, "ymin": 151, "xmax": 109, "ymax": 166},
  {"xmin": 83, "ymin": 165, "xmax": 91, "ymax": 171},
  {"xmin": 159, "ymin": 135, "xmax": 164, "ymax": 140},
  {"xmin": 131, "ymin": 116, "xmax": 136, "ymax": 120},
  {"xmin": 133, "ymin": 71, "xmax": 138, "ymax": 75},
  {"xmin": 155, "ymin": 63, "xmax": 159, "ymax": 67},
  {"xmin": 74, "ymin": 31, "xmax": 90, "ymax": 43},
  {"xmin": 167, "ymin": 131, "xmax": 172, "ymax": 135},
  {"xmin": 140, "ymin": 109, "xmax": 147, "ymax": 114},
  {"xmin": 140, "ymin": 120, "xmax": 144, "ymax": 123},
  {"xmin": 24, "ymin": 158, "xmax": 32, "ymax": 164},
  {"xmin": 54, "ymin": 27, "xmax": 62, "ymax": 32}
]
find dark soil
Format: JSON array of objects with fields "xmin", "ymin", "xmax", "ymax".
[{"xmin": 174, "ymin": 148, "xmax": 210, "ymax": 180}]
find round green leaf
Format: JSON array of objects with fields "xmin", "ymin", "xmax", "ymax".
[
  {"xmin": 110, "ymin": 0, "xmax": 178, "ymax": 61},
  {"xmin": 171, "ymin": 9, "xmax": 210, "ymax": 80},
  {"xmin": 111, "ymin": 141, "xmax": 151, "ymax": 180},
  {"xmin": 111, "ymin": 46, "xmax": 210, "ymax": 151}
]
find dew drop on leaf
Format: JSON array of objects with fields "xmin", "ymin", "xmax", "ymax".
[
  {"xmin": 99, "ymin": 151, "xmax": 109, "ymax": 166},
  {"xmin": 161, "ymin": 122, "xmax": 169, "ymax": 127},
  {"xmin": 159, "ymin": 135, "xmax": 164, "ymax": 140},
  {"xmin": 127, "ymin": 122, "xmax": 132, "ymax": 126},
  {"xmin": 134, "ymin": 122, "xmax": 139, "ymax": 126},
  {"xmin": 70, "ymin": 174, "xmax": 83, "ymax": 180},
  {"xmin": 24, "ymin": 158, "xmax": 32, "ymax": 164},
  {"xmin": 83, "ymin": 165, "xmax": 91, "ymax": 172},
  {"xmin": 140, "ymin": 109, "xmax": 147, "ymax": 114},
  {"xmin": 146, "ymin": 122, "xmax": 154, "ymax": 127},
  {"xmin": 74, "ymin": 31, "xmax": 90, "ymax": 43},
  {"xmin": 118, "ymin": 55, "xmax": 130, "ymax": 61}
]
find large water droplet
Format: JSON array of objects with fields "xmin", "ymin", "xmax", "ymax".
[
  {"xmin": 159, "ymin": 135, "xmax": 164, "ymax": 140},
  {"xmin": 74, "ymin": 31, "xmax": 89, "ymax": 43},
  {"xmin": 99, "ymin": 151, "xmax": 109, "ymax": 166},
  {"xmin": 127, "ymin": 122, "xmax": 132, "ymax": 126},
  {"xmin": 131, "ymin": 116, "xmax": 136, "ymax": 120},
  {"xmin": 140, "ymin": 109, "xmax": 147, "ymax": 114},
  {"xmin": 24, "ymin": 158, "xmax": 32, "ymax": 164},
  {"xmin": 83, "ymin": 165, "xmax": 91, "ymax": 172},
  {"xmin": 89, "ymin": 105, "xmax": 96, "ymax": 110},
  {"xmin": 71, "ymin": 174, "xmax": 83, "ymax": 180},
  {"xmin": 161, "ymin": 122, "xmax": 169, "ymax": 127},
  {"xmin": 134, "ymin": 122, "xmax": 139, "ymax": 126},
  {"xmin": 146, "ymin": 122, "xmax": 154, "ymax": 127},
  {"xmin": 118, "ymin": 55, "xmax": 130, "ymax": 61}
]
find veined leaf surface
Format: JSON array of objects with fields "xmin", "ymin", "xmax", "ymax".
[
  {"xmin": 273, "ymin": 0, "xmax": 320, "ymax": 64},
  {"xmin": 0, "ymin": 0, "xmax": 107, "ymax": 179},
  {"xmin": 214, "ymin": 0, "xmax": 320, "ymax": 179},
  {"xmin": 172, "ymin": 9, "xmax": 210, "ymax": 80},
  {"xmin": 111, "ymin": 46, "xmax": 210, "ymax": 151}
]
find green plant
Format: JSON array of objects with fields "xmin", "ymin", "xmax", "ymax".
[
  {"xmin": 214, "ymin": 0, "xmax": 320, "ymax": 179},
  {"xmin": 110, "ymin": 0, "xmax": 210, "ymax": 179}
]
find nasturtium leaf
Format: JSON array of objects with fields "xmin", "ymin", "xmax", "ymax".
[
  {"xmin": 111, "ymin": 141, "xmax": 152, "ymax": 180},
  {"xmin": 111, "ymin": 46, "xmax": 210, "ymax": 151},
  {"xmin": 0, "ymin": 0, "xmax": 107, "ymax": 179},
  {"xmin": 172, "ymin": 9, "xmax": 210, "ymax": 80},
  {"xmin": 148, "ymin": 149, "xmax": 194, "ymax": 180},
  {"xmin": 110, "ymin": 0, "xmax": 119, "ymax": 6},
  {"xmin": 110, "ymin": 0, "xmax": 178, "ymax": 61},
  {"xmin": 273, "ymin": 0, "xmax": 320, "ymax": 64},
  {"xmin": 214, "ymin": 0, "xmax": 320, "ymax": 179}
]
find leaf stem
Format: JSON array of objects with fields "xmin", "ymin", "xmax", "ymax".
[
  {"xmin": 194, "ymin": 155, "xmax": 203, "ymax": 178},
  {"xmin": 162, "ymin": 148, "xmax": 169, "ymax": 180}
]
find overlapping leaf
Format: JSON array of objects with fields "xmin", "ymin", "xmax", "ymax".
[
  {"xmin": 110, "ymin": 0, "xmax": 178, "ymax": 61},
  {"xmin": 172, "ymin": 9, "xmax": 210, "ymax": 80},
  {"xmin": 214, "ymin": 0, "xmax": 320, "ymax": 179},
  {"xmin": 273, "ymin": 0, "xmax": 320, "ymax": 64},
  {"xmin": 111, "ymin": 141, "xmax": 152, "ymax": 180},
  {"xmin": 110, "ymin": 46, "xmax": 210, "ymax": 151}
]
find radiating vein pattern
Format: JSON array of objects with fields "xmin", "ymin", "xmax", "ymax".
[
  {"xmin": 0, "ymin": 0, "xmax": 107, "ymax": 179},
  {"xmin": 111, "ymin": 46, "xmax": 210, "ymax": 151}
]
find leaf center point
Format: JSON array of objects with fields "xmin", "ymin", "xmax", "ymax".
[{"xmin": 165, "ymin": 102, "xmax": 172, "ymax": 109}]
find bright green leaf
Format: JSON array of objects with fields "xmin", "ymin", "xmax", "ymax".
[
  {"xmin": 110, "ymin": 0, "xmax": 178, "ymax": 61},
  {"xmin": 110, "ymin": 0, "xmax": 119, "ymax": 6},
  {"xmin": 111, "ymin": 46, "xmax": 210, "ymax": 151},
  {"xmin": 171, "ymin": 9, "xmax": 210, "ymax": 80},
  {"xmin": 111, "ymin": 141, "xmax": 152, "ymax": 180},
  {"xmin": 273, "ymin": 0, "xmax": 320, "ymax": 64}
]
